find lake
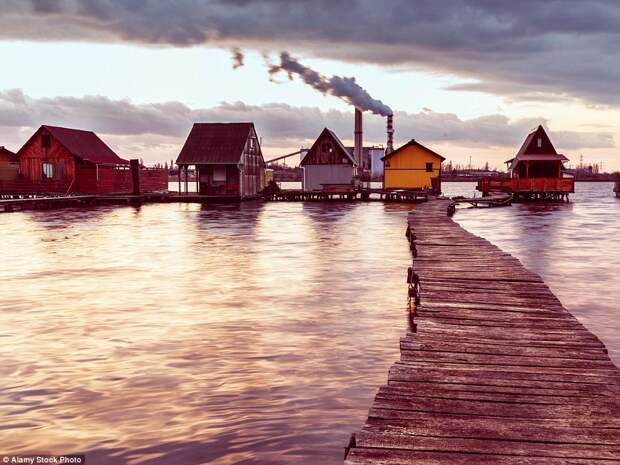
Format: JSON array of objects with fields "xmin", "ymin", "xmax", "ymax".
[{"xmin": 1, "ymin": 181, "xmax": 618, "ymax": 464}]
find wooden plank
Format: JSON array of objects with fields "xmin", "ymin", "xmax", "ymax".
[
  {"xmin": 354, "ymin": 431, "xmax": 620, "ymax": 459},
  {"xmin": 363, "ymin": 417, "xmax": 620, "ymax": 445},
  {"xmin": 346, "ymin": 448, "xmax": 618, "ymax": 465}
]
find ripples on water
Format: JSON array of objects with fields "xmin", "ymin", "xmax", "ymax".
[
  {"xmin": 0, "ymin": 202, "xmax": 414, "ymax": 465},
  {"xmin": 444, "ymin": 181, "xmax": 620, "ymax": 366},
  {"xmin": 2, "ymin": 183, "xmax": 619, "ymax": 464}
]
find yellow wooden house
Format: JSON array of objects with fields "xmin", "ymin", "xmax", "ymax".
[{"xmin": 382, "ymin": 139, "xmax": 445, "ymax": 193}]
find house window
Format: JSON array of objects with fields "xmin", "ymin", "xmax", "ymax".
[
  {"xmin": 42, "ymin": 162, "xmax": 54, "ymax": 179},
  {"xmin": 321, "ymin": 143, "xmax": 332, "ymax": 153},
  {"xmin": 42, "ymin": 135, "xmax": 51, "ymax": 149},
  {"xmin": 537, "ymin": 137, "xmax": 542, "ymax": 148},
  {"xmin": 426, "ymin": 162, "xmax": 433, "ymax": 172}
]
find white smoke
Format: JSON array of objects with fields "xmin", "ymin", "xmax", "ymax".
[{"xmin": 267, "ymin": 52, "xmax": 392, "ymax": 116}]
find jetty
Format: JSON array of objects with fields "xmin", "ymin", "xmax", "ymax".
[
  {"xmin": 447, "ymin": 193, "xmax": 512, "ymax": 215},
  {"xmin": 0, "ymin": 193, "xmax": 171, "ymax": 213},
  {"xmin": 345, "ymin": 199, "xmax": 620, "ymax": 464},
  {"xmin": 264, "ymin": 188, "xmax": 429, "ymax": 203},
  {"xmin": 0, "ymin": 189, "xmax": 429, "ymax": 213}
]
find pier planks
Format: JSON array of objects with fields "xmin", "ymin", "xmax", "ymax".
[{"xmin": 345, "ymin": 199, "xmax": 620, "ymax": 464}]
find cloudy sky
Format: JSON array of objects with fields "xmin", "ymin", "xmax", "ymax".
[{"xmin": 0, "ymin": 0, "xmax": 618, "ymax": 169}]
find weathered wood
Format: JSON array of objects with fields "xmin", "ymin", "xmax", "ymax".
[{"xmin": 345, "ymin": 199, "xmax": 620, "ymax": 464}]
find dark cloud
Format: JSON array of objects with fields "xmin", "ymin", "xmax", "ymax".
[
  {"xmin": 0, "ymin": 1, "xmax": 619, "ymax": 104},
  {"xmin": 0, "ymin": 89, "xmax": 613, "ymax": 158}
]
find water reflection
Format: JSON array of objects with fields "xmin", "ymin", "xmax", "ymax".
[{"xmin": 0, "ymin": 202, "xmax": 411, "ymax": 465}]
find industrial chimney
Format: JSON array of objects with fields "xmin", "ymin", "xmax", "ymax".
[
  {"xmin": 386, "ymin": 113, "xmax": 394, "ymax": 155},
  {"xmin": 354, "ymin": 108, "xmax": 363, "ymax": 176}
]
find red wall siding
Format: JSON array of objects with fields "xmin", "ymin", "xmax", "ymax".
[
  {"xmin": 75, "ymin": 166, "xmax": 168, "ymax": 194},
  {"xmin": 19, "ymin": 128, "xmax": 76, "ymax": 182},
  {"xmin": 139, "ymin": 169, "xmax": 168, "ymax": 193}
]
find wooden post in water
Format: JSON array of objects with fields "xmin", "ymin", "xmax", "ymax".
[
  {"xmin": 184, "ymin": 165, "xmax": 189, "ymax": 194},
  {"xmin": 130, "ymin": 159, "xmax": 140, "ymax": 195},
  {"xmin": 178, "ymin": 164, "xmax": 181, "ymax": 194}
]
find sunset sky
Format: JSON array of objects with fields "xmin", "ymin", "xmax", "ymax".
[{"xmin": 0, "ymin": 1, "xmax": 618, "ymax": 170}]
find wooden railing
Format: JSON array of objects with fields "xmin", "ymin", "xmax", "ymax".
[{"xmin": 477, "ymin": 177, "xmax": 575, "ymax": 194}]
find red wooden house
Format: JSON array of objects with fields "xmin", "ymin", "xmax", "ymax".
[
  {"xmin": 176, "ymin": 122, "xmax": 265, "ymax": 198},
  {"xmin": 0, "ymin": 146, "xmax": 19, "ymax": 182},
  {"xmin": 9, "ymin": 125, "xmax": 167, "ymax": 195},
  {"xmin": 478, "ymin": 125, "xmax": 574, "ymax": 200}
]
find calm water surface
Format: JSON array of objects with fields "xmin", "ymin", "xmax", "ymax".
[
  {"xmin": 0, "ymin": 202, "xmax": 413, "ymax": 465},
  {"xmin": 444, "ymin": 181, "xmax": 620, "ymax": 366},
  {"xmin": 2, "ymin": 182, "xmax": 619, "ymax": 465}
]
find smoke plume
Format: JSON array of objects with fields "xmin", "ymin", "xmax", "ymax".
[
  {"xmin": 231, "ymin": 47, "xmax": 244, "ymax": 69},
  {"xmin": 267, "ymin": 52, "xmax": 392, "ymax": 116}
]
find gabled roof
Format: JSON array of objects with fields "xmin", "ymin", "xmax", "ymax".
[
  {"xmin": 506, "ymin": 125, "xmax": 569, "ymax": 165},
  {"xmin": 301, "ymin": 128, "xmax": 357, "ymax": 166},
  {"xmin": 381, "ymin": 139, "xmax": 446, "ymax": 162},
  {"xmin": 176, "ymin": 122, "xmax": 256, "ymax": 165},
  {"xmin": 506, "ymin": 154, "xmax": 569, "ymax": 163},
  {"xmin": 0, "ymin": 146, "xmax": 16, "ymax": 159},
  {"xmin": 517, "ymin": 125, "xmax": 557, "ymax": 156},
  {"xmin": 17, "ymin": 125, "xmax": 128, "ymax": 164}
]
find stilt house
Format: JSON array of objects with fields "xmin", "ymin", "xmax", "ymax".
[
  {"xmin": 506, "ymin": 125, "xmax": 568, "ymax": 178},
  {"xmin": 477, "ymin": 125, "xmax": 574, "ymax": 200},
  {"xmin": 382, "ymin": 139, "xmax": 445, "ymax": 193},
  {"xmin": 301, "ymin": 128, "xmax": 357, "ymax": 191},
  {"xmin": 176, "ymin": 123, "xmax": 265, "ymax": 198}
]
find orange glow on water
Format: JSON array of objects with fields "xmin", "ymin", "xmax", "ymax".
[{"xmin": 0, "ymin": 201, "xmax": 413, "ymax": 464}]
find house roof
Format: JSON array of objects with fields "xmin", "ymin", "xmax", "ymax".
[
  {"xmin": 17, "ymin": 125, "xmax": 128, "ymax": 164},
  {"xmin": 506, "ymin": 154, "xmax": 569, "ymax": 164},
  {"xmin": 0, "ymin": 146, "xmax": 16, "ymax": 158},
  {"xmin": 301, "ymin": 128, "xmax": 357, "ymax": 166},
  {"xmin": 517, "ymin": 125, "xmax": 557, "ymax": 156},
  {"xmin": 507, "ymin": 125, "xmax": 569, "ymax": 169},
  {"xmin": 381, "ymin": 139, "xmax": 446, "ymax": 162},
  {"xmin": 176, "ymin": 122, "xmax": 256, "ymax": 165}
]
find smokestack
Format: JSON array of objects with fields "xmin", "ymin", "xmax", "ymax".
[
  {"xmin": 354, "ymin": 108, "xmax": 363, "ymax": 175},
  {"xmin": 386, "ymin": 113, "xmax": 394, "ymax": 155}
]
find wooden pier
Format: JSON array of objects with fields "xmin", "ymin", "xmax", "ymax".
[
  {"xmin": 0, "ymin": 188, "xmax": 428, "ymax": 213},
  {"xmin": 447, "ymin": 193, "xmax": 513, "ymax": 215},
  {"xmin": 0, "ymin": 192, "xmax": 169, "ymax": 213},
  {"xmin": 345, "ymin": 199, "xmax": 620, "ymax": 464},
  {"xmin": 264, "ymin": 188, "xmax": 429, "ymax": 203}
]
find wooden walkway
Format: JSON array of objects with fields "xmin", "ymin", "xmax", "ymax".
[
  {"xmin": 264, "ymin": 188, "xmax": 429, "ymax": 203},
  {"xmin": 345, "ymin": 199, "xmax": 620, "ymax": 464}
]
